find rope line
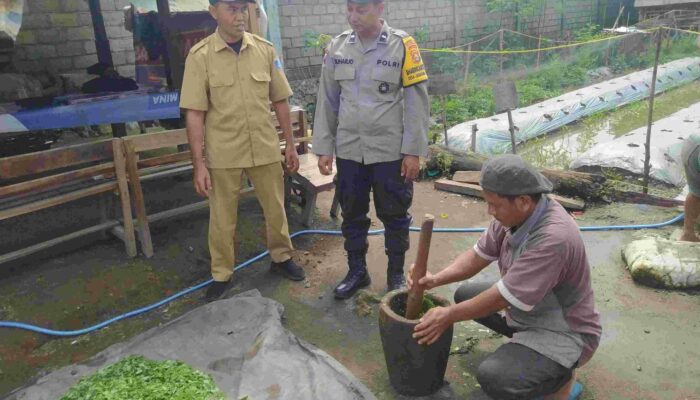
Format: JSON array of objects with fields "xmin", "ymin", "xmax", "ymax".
[{"xmin": 419, "ymin": 29, "xmax": 655, "ymax": 55}]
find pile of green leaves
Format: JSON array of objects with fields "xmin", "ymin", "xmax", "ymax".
[{"xmin": 60, "ymin": 355, "xmax": 225, "ymax": 400}]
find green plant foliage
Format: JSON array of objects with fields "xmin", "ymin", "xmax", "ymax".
[
  {"xmin": 434, "ymin": 151, "xmax": 454, "ymax": 176},
  {"xmin": 413, "ymin": 24, "xmax": 430, "ymax": 45},
  {"xmin": 60, "ymin": 355, "xmax": 225, "ymax": 400},
  {"xmin": 301, "ymin": 30, "xmax": 332, "ymax": 53},
  {"xmin": 417, "ymin": 296, "xmax": 438, "ymax": 319}
]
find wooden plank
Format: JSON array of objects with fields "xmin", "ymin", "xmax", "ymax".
[
  {"xmin": 434, "ymin": 179, "xmax": 483, "ymax": 197},
  {"xmin": 124, "ymin": 140, "xmax": 154, "ymax": 257},
  {"xmin": 122, "ymin": 129, "xmax": 188, "ymax": 153},
  {"xmin": 0, "ymin": 140, "xmax": 113, "ymax": 180},
  {"xmin": 0, "ymin": 220, "xmax": 121, "ymax": 265},
  {"xmin": 112, "ymin": 138, "xmax": 137, "ymax": 257},
  {"xmin": 434, "ymin": 179, "xmax": 584, "ymax": 210},
  {"xmin": 138, "ymin": 151, "xmax": 191, "ymax": 168},
  {"xmin": 0, "ymin": 182, "xmax": 116, "ymax": 220},
  {"xmin": 0, "ymin": 163, "xmax": 114, "ymax": 199},
  {"xmin": 452, "ymin": 170, "xmax": 481, "ymax": 184}
]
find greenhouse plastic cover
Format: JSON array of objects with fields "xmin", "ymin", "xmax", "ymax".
[
  {"xmin": 6, "ymin": 290, "xmax": 376, "ymax": 400},
  {"xmin": 446, "ymin": 57, "xmax": 700, "ymax": 155},
  {"xmin": 571, "ymin": 101, "xmax": 700, "ymax": 187}
]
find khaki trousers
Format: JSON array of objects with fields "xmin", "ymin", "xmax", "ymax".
[{"xmin": 208, "ymin": 162, "xmax": 293, "ymax": 282}]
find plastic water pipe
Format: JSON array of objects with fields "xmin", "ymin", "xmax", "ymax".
[{"xmin": 0, "ymin": 213, "xmax": 685, "ymax": 337}]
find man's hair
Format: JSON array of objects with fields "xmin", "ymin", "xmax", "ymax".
[{"xmin": 500, "ymin": 193, "xmax": 543, "ymax": 203}]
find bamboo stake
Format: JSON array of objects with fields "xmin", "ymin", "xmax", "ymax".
[{"xmin": 643, "ymin": 29, "xmax": 663, "ymax": 195}]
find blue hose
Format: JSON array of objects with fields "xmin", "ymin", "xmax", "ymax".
[{"xmin": 0, "ymin": 212, "xmax": 685, "ymax": 337}]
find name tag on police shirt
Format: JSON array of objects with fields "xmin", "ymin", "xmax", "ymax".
[{"xmin": 401, "ymin": 37, "xmax": 428, "ymax": 87}]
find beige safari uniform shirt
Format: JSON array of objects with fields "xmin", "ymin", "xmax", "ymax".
[
  {"xmin": 180, "ymin": 30, "xmax": 293, "ymax": 168},
  {"xmin": 312, "ymin": 21, "xmax": 430, "ymax": 164}
]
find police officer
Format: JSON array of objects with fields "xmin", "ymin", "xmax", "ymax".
[
  {"xmin": 313, "ymin": 0, "xmax": 430, "ymax": 299},
  {"xmin": 180, "ymin": 0, "xmax": 305, "ymax": 302}
]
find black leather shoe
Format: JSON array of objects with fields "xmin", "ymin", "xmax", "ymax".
[
  {"xmin": 334, "ymin": 269, "xmax": 371, "ymax": 299},
  {"xmin": 387, "ymin": 272, "xmax": 406, "ymax": 292},
  {"xmin": 271, "ymin": 259, "xmax": 305, "ymax": 281},
  {"xmin": 205, "ymin": 279, "xmax": 231, "ymax": 302}
]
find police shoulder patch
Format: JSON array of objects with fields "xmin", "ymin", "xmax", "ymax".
[{"xmin": 401, "ymin": 36, "xmax": 428, "ymax": 87}]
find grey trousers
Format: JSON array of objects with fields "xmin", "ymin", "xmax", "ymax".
[{"xmin": 455, "ymin": 281, "xmax": 574, "ymax": 400}]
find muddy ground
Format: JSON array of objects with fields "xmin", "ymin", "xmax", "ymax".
[{"xmin": 1, "ymin": 179, "xmax": 699, "ymax": 399}]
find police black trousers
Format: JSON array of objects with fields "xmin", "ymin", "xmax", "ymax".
[
  {"xmin": 335, "ymin": 158, "xmax": 412, "ymax": 255},
  {"xmin": 455, "ymin": 281, "xmax": 573, "ymax": 400}
]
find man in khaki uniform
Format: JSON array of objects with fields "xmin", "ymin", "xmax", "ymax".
[{"xmin": 180, "ymin": 0, "xmax": 305, "ymax": 301}]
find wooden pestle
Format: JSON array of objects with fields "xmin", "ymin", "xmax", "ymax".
[{"xmin": 405, "ymin": 214, "xmax": 435, "ymax": 320}]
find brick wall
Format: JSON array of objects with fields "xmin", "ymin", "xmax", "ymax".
[
  {"xmin": 281, "ymin": 0, "xmax": 599, "ymax": 79},
  {"xmin": 13, "ymin": 0, "xmax": 135, "ymax": 77},
  {"xmin": 10, "ymin": 0, "xmax": 598, "ymax": 83}
]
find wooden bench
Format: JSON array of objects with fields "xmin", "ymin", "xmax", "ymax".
[
  {"xmin": 284, "ymin": 153, "xmax": 336, "ymax": 227},
  {"xmin": 119, "ymin": 108, "xmax": 313, "ymax": 257},
  {"xmin": 0, "ymin": 139, "xmax": 137, "ymax": 264}
]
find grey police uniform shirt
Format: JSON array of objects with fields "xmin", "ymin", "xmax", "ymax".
[{"xmin": 312, "ymin": 21, "xmax": 430, "ymax": 164}]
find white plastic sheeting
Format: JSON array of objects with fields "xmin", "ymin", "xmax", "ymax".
[
  {"xmin": 446, "ymin": 57, "xmax": 700, "ymax": 155},
  {"xmin": 571, "ymin": 101, "xmax": 700, "ymax": 186},
  {"xmin": 623, "ymin": 235, "xmax": 700, "ymax": 289}
]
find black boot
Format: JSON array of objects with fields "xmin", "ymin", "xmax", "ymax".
[
  {"xmin": 334, "ymin": 251, "xmax": 371, "ymax": 299},
  {"xmin": 387, "ymin": 252, "xmax": 406, "ymax": 292}
]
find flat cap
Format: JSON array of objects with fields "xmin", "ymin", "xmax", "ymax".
[{"xmin": 480, "ymin": 154, "xmax": 553, "ymax": 196}]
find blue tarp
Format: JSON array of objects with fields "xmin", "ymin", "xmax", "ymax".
[{"xmin": 0, "ymin": 91, "xmax": 180, "ymax": 134}]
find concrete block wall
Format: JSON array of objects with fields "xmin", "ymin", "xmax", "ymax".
[
  {"xmin": 13, "ymin": 0, "xmax": 135, "ymax": 78},
  {"xmin": 281, "ymin": 0, "xmax": 598, "ymax": 80}
]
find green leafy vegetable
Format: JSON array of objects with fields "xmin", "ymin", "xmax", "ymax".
[{"xmin": 60, "ymin": 355, "xmax": 225, "ymax": 400}]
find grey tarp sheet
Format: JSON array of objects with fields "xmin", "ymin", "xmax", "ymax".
[{"xmin": 5, "ymin": 290, "xmax": 376, "ymax": 400}]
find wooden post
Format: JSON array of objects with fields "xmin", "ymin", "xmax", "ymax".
[
  {"xmin": 87, "ymin": 0, "xmax": 113, "ymax": 66},
  {"xmin": 248, "ymin": 3, "xmax": 260, "ymax": 36},
  {"xmin": 471, "ymin": 124, "xmax": 478, "ymax": 152},
  {"xmin": 499, "ymin": 29, "xmax": 504, "ymax": 75},
  {"xmin": 155, "ymin": 0, "xmax": 174, "ymax": 89},
  {"xmin": 643, "ymin": 30, "xmax": 663, "ymax": 194},
  {"xmin": 452, "ymin": 0, "xmax": 458, "ymax": 48},
  {"xmin": 463, "ymin": 43, "xmax": 472, "ymax": 85},
  {"xmin": 442, "ymin": 95, "xmax": 449, "ymax": 148},
  {"xmin": 536, "ymin": 35, "xmax": 542, "ymax": 69},
  {"xmin": 112, "ymin": 138, "xmax": 137, "ymax": 258},
  {"xmin": 124, "ymin": 140, "xmax": 154, "ymax": 257},
  {"xmin": 507, "ymin": 109, "xmax": 517, "ymax": 154},
  {"xmin": 405, "ymin": 215, "xmax": 435, "ymax": 320}
]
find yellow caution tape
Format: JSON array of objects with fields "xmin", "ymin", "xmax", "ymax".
[{"xmin": 420, "ymin": 28, "xmax": 661, "ymax": 55}]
